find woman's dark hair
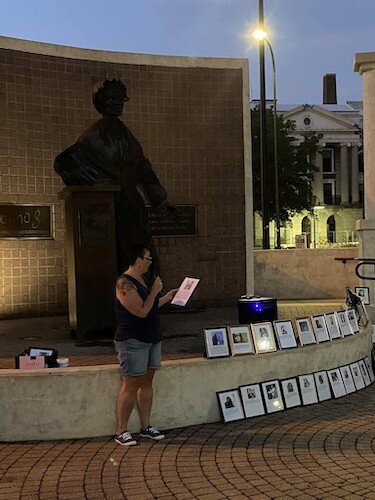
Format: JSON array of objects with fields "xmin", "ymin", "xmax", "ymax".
[
  {"xmin": 127, "ymin": 244, "xmax": 150, "ymax": 266},
  {"xmin": 92, "ymin": 79, "xmax": 128, "ymax": 114}
]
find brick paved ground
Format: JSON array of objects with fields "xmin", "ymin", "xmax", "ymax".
[
  {"xmin": 0, "ymin": 301, "xmax": 344, "ymax": 369},
  {"xmin": 0, "ymin": 385, "xmax": 374, "ymax": 500}
]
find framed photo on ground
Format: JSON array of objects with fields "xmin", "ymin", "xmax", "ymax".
[
  {"xmin": 324, "ymin": 312, "xmax": 342, "ymax": 340},
  {"xmin": 339, "ymin": 365, "xmax": 356, "ymax": 394},
  {"xmin": 298, "ymin": 374, "xmax": 319, "ymax": 405},
  {"xmin": 227, "ymin": 325, "xmax": 255, "ymax": 356},
  {"xmin": 217, "ymin": 389, "xmax": 245, "ymax": 422},
  {"xmin": 204, "ymin": 327, "xmax": 230, "ymax": 358},
  {"xmin": 239, "ymin": 384, "xmax": 266, "ymax": 418},
  {"xmin": 358, "ymin": 359, "xmax": 371, "ymax": 386},
  {"xmin": 295, "ymin": 317, "xmax": 316, "ymax": 346},
  {"xmin": 355, "ymin": 286, "xmax": 370, "ymax": 305},
  {"xmin": 336, "ymin": 311, "xmax": 353, "ymax": 337},
  {"xmin": 364, "ymin": 356, "xmax": 375, "ymax": 383},
  {"xmin": 349, "ymin": 362, "xmax": 365, "ymax": 390},
  {"xmin": 280, "ymin": 378, "xmax": 301, "ymax": 408},
  {"xmin": 347, "ymin": 309, "xmax": 359, "ymax": 334},
  {"xmin": 273, "ymin": 320, "xmax": 298, "ymax": 349},
  {"xmin": 314, "ymin": 371, "xmax": 332, "ymax": 402},
  {"xmin": 261, "ymin": 380, "xmax": 284, "ymax": 413},
  {"xmin": 311, "ymin": 315, "xmax": 330, "ymax": 343},
  {"xmin": 251, "ymin": 322, "xmax": 277, "ymax": 354},
  {"xmin": 327, "ymin": 369, "xmax": 346, "ymax": 398}
]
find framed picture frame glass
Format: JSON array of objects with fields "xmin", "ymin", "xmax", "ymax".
[
  {"xmin": 358, "ymin": 359, "xmax": 371, "ymax": 386},
  {"xmin": 239, "ymin": 384, "xmax": 265, "ymax": 418},
  {"xmin": 261, "ymin": 380, "xmax": 284, "ymax": 413},
  {"xmin": 314, "ymin": 371, "xmax": 332, "ymax": 401},
  {"xmin": 347, "ymin": 308, "xmax": 359, "ymax": 334},
  {"xmin": 364, "ymin": 356, "xmax": 375, "ymax": 383},
  {"xmin": 298, "ymin": 374, "xmax": 318, "ymax": 405},
  {"xmin": 251, "ymin": 322, "xmax": 277, "ymax": 354},
  {"xmin": 280, "ymin": 378, "xmax": 301, "ymax": 408},
  {"xmin": 217, "ymin": 389, "xmax": 245, "ymax": 422},
  {"xmin": 311, "ymin": 315, "xmax": 330, "ymax": 342},
  {"xmin": 273, "ymin": 320, "xmax": 298, "ymax": 349},
  {"xmin": 227, "ymin": 325, "xmax": 255, "ymax": 356},
  {"xmin": 339, "ymin": 365, "xmax": 356, "ymax": 394},
  {"xmin": 295, "ymin": 317, "xmax": 316, "ymax": 346},
  {"xmin": 355, "ymin": 286, "xmax": 370, "ymax": 305},
  {"xmin": 336, "ymin": 311, "xmax": 353, "ymax": 337},
  {"xmin": 204, "ymin": 327, "xmax": 230, "ymax": 358},
  {"xmin": 349, "ymin": 362, "xmax": 365, "ymax": 390},
  {"xmin": 327, "ymin": 369, "xmax": 346, "ymax": 398},
  {"xmin": 324, "ymin": 312, "xmax": 342, "ymax": 340}
]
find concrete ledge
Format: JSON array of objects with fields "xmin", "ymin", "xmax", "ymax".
[{"xmin": 0, "ymin": 327, "xmax": 372, "ymax": 442}]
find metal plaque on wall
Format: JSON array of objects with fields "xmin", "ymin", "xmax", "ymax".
[
  {"xmin": 147, "ymin": 205, "xmax": 197, "ymax": 237},
  {"xmin": 0, "ymin": 204, "xmax": 53, "ymax": 238}
]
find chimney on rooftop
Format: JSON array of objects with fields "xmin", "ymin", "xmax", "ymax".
[{"xmin": 323, "ymin": 73, "xmax": 337, "ymax": 104}]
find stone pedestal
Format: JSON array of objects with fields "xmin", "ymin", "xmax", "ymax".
[
  {"xmin": 354, "ymin": 52, "xmax": 375, "ymax": 319},
  {"xmin": 60, "ymin": 185, "xmax": 120, "ymax": 344}
]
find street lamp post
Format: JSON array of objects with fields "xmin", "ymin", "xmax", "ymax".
[
  {"xmin": 258, "ymin": 0, "xmax": 270, "ymax": 249},
  {"xmin": 311, "ymin": 196, "xmax": 325, "ymax": 249}
]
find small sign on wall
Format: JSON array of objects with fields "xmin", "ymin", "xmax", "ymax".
[
  {"xmin": 0, "ymin": 204, "xmax": 53, "ymax": 238},
  {"xmin": 147, "ymin": 204, "xmax": 197, "ymax": 237}
]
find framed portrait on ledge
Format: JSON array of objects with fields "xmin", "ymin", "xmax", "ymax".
[
  {"xmin": 261, "ymin": 380, "xmax": 284, "ymax": 413},
  {"xmin": 227, "ymin": 325, "xmax": 255, "ymax": 356},
  {"xmin": 251, "ymin": 322, "xmax": 277, "ymax": 354},
  {"xmin": 339, "ymin": 365, "xmax": 356, "ymax": 394},
  {"xmin": 327, "ymin": 369, "xmax": 346, "ymax": 398},
  {"xmin": 298, "ymin": 374, "xmax": 319, "ymax": 405},
  {"xmin": 295, "ymin": 317, "xmax": 316, "ymax": 346},
  {"xmin": 347, "ymin": 308, "xmax": 359, "ymax": 334},
  {"xmin": 324, "ymin": 312, "xmax": 342, "ymax": 340},
  {"xmin": 314, "ymin": 371, "xmax": 332, "ymax": 402},
  {"xmin": 204, "ymin": 327, "xmax": 230, "ymax": 358},
  {"xmin": 273, "ymin": 320, "xmax": 298, "ymax": 349},
  {"xmin": 217, "ymin": 389, "xmax": 245, "ymax": 423},
  {"xmin": 349, "ymin": 362, "xmax": 366, "ymax": 391},
  {"xmin": 336, "ymin": 311, "xmax": 354, "ymax": 337},
  {"xmin": 358, "ymin": 359, "xmax": 371, "ymax": 386},
  {"xmin": 311, "ymin": 315, "xmax": 330, "ymax": 343},
  {"xmin": 239, "ymin": 384, "xmax": 265, "ymax": 418},
  {"xmin": 355, "ymin": 286, "xmax": 370, "ymax": 305},
  {"xmin": 364, "ymin": 356, "xmax": 375, "ymax": 383}
]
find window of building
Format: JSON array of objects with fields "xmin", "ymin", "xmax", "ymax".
[
  {"xmin": 327, "ymin": 215, "xmax": 336, "ymax": 243},
  {"xmin": 301, "ymin": 216, "xmax": 311, "ymax": 235},
  {"xmin": 323, "ymin": 180, "xmax": 335, "ymax": 204},
  {"xmin": 322, "ymin": 148, "xmax": 335, "ymax": 173}
]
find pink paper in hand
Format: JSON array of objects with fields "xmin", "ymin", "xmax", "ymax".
[{"xmin": 171, "ymin": 277, "xmax": 200, "ymax": 306}]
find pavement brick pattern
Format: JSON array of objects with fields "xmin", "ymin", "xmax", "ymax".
[{"xmin": 0, "ymin": 385, "xmax": 373, "ymax": 500}]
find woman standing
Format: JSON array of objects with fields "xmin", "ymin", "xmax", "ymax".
[{"xmin": 114, "ymin": 244, "xmax": 177, "ymax": 446}]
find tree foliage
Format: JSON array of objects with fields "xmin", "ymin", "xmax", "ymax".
[{"xmin": 252, "ymin": 106, "xmax": 320, "ymax": 222}]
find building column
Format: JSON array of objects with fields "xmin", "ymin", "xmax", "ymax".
[
  {"xmin": 340, "ymin": 144, "xmax": 349, "ymax": 204},
  {"xmin": 313, "ymin": 152, "xmax": 324, "ymax": 203},
  {"xmin": 351, "ymin": 145, "xmax": 359, "ymax": 203},
  {"xmin": 354, "ymin": 53, "xmax": 375, "ymax": 314}
]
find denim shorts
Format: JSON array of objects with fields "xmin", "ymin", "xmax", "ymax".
[{"xmin": 114, "ymin": 338, "xmax": 162, "ymax": 377}]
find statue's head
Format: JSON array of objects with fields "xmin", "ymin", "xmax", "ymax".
[{"xmin": 93, "ymin": 79, "xmax": 129, "ymax": 116}]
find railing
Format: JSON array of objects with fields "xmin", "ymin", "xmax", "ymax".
[
  {"xmin": 323, "ymin": 195, "xmax": 341, "ymax": 205},
  {"xmin": 355, "ymin": 258, "xmax": 375, "ymax": 280}
]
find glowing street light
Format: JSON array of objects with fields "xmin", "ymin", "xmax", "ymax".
[{"xmin": 253, "ymin": 28, "xmax": 268, "ymax": 41}]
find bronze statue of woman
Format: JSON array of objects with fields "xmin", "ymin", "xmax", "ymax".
[{"xmin": 55, "ymin": 79, "xmax": 176, "ymax": 276}]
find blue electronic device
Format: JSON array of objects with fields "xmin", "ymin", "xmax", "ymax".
[{"xmin": 237, "ymin": 295, "xmax": 278, "ymax": 324}]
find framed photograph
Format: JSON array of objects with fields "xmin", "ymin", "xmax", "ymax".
[
  {"xmin": 295, "ymin": 317, "xmax": 316, "ymax": 346},
  {"xmin": 204, "ymin": 327, "xmax": 230, "ymax": 358},
  {"xmin": 358, "ymin": 359, "xmax": 371, "ymax": 386},
  {"xmin": 227, "ymin": 325, "xmax": 255, "ymax": 356},
  {"xmin": 298, "ymin": 374, "xmax": 319, "ymax": 405},
  {"xmin": 327, "ymin": 369, "xmax": 346, "ymax": 398},
  {"xmin": 355, "ymin": 286, "xmax": 370, "ymax": 305},
  {"xmin": 261, "ymin": 380, "xmax": 284, "ymax": 413},
  {"xmin": 280, "ymin": 378, "xmax": 301, "ymax": 408},
  {"xmin": 251, "ymin": 322, "xmax": 277, "ymax": 354},
  {"xmin": 324, "ymin": 312, "xmax": 342, "ymax": 340},
  {"xmin": 273, "ymin": 320, "xmax": 298, "ymax": 349},
  {"xmin": 349, "ymin": 362, "xmax": 366, "ymax": 390},
  {"xmin": 364, "ymin": 356, "xmax": 375, "ymax": 383},
  {"xmin": 356, "ymin": 300, "xmax": 369, "ymax": 328},
  {"xmin": 347, "ymin": 308, "xmax": 359, "ymax": 334},
  {"xmin": 336, "ymin": 311, "xmax": 353, "ymax": 337},
  {"xmin": 239, "ymin": 384, "xmax": 266, "ymax": 418},
  {"xmin": 339, "ymin": 365, "xmax": 356, "ymax": 394},
  {"xmin": 314, "ymin": 371, "xmax": 332, "ymax": 402},
  {"xmin": 311, "ymin": 315, "xmax": 330, "ymax": 343},
  {"xmin": 217, "ymin": 389, "xmax": 245, "ymax": 422}
]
